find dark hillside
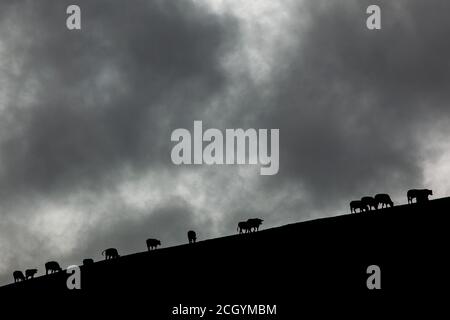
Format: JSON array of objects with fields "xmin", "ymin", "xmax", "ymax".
[{"xmin": 1, "ymin": 197, "xmax": 447, "ymax": 316}]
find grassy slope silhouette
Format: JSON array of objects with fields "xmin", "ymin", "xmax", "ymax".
[{"xmin": 1, "ymin": 197, "xmax": 446, "ymax": 313}]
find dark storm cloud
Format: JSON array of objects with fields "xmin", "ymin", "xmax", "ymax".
[
  {"xmin": 238, "ymin": 0, "xmax": 450, "ymax": 212},
  {"xmin": 0, "ymin": 0, "xmax": 237, "ymax": 202}
]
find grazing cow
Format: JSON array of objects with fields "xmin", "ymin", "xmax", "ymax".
[
  {"xmin": 246, "ymin": 218, "xmax": 263, "ymax": 232},
  {"xmin": 187, "ymin": 230, "xmax": 197, "ymax": 244},
  {"xmin": 45, "ymin": 261, "xmax": 62, "ymax": 275},
  {"xmin": 361, "ymin": 196, "xmax": 377, "ymax": 211},
  {"xmin": 102, "ymin": 248, "xmax": 120, "ymax": 260},
  {"xmin": 83, "ymin": 258, "xmax": 94, "ymax": 266},
  {"xmin": 375, "ymin": 194, "xmax": 394, "ymax": 208},
  {"xmin": 407, "ymin": 189, "xmax": 433, "ymax": 204},
  {"xmin": 146, "ymin": 238, "xmax": 161, "ymax": 251},
  {"xmin": 13, "ymin": 271, "xmax": 25, "ymax": 283},
  {"xmin": 237, "ymin": 221, "xmax": 250, "ymax": 234},
  {"xmin": 25, "ymin": 269, "xmax": 38, "ymax": 280},
  {"xmin": 350, "ymin": 200, "xmax": 368, "ymax": 213}
]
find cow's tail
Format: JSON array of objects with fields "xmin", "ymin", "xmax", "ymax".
[{"xmin": 101, "ymin": 250, "xmax": 105, "ymax": 256}]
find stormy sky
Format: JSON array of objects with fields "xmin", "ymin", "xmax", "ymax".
[{"xmin": 1, "ymin": 0, "xmax": 449, "ymax": 284}]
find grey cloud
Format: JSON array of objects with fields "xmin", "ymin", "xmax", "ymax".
[
  {"xmin": 236, "ymin": 0, "xmax": 450, "ymax": 212},
  {"xmin": 0, "ymin": 0, "xmax": 237, "ymax": 202}
]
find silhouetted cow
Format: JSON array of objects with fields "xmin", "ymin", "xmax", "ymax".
[
  {"xmin": 350, "ymin": 200, "xmax": 368, "ymax": 213},
  {"xmin": 45, "ymin": 261, "xmax": 62, "ymax": 274},
  {"xmin": 25, "ymin": 269, "xmax": 38, "ymax": 280},
  {"xmin": 188, "ymin": 230, "xmax": 197, "ymax": 244},
  {"xmin": 361, "ymin": 196, "xmax": 377, "ymax": 211},
  {"xmin": 237, "ymin": 221, "xmax": 250, "ymax": 234},
  {"xmin": 13, "ymin": 271, "xmax": 25, "ymax": 282},
  {"xmin": 83, "ymin": 258, "xmax": 94, "ymax": 266},
  {"xmin": 375, "ymin": 193, "xmax": 394, "ymax": 208},
  {"xmin": 146, "ymin": 238, "xmax": 161, "ymax": 251},
  {"xmin": 407, "ymin": 189, "xmax": 432, "ymax": 204},
  {"xmin": 246, "ymin": 218, "xmax": 263, "ymax": 232},
  {"xmin": 102, "ymin": 248, "xmax": 120, "ymax": 260}
]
